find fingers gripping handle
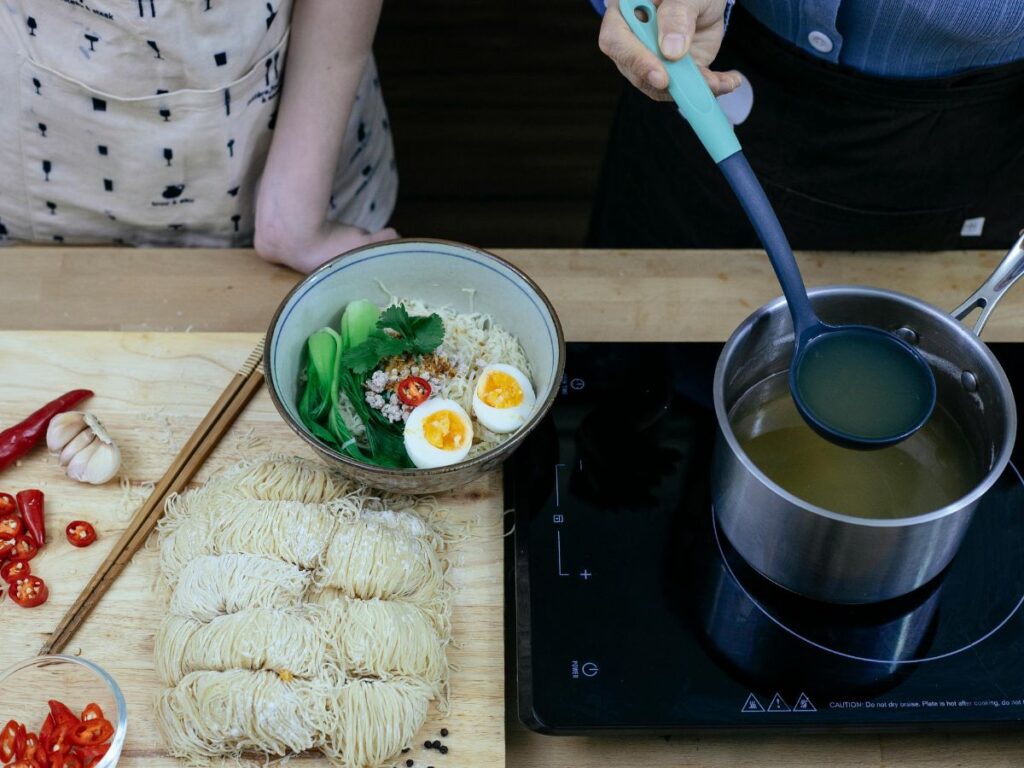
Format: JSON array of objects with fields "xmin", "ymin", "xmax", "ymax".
[{"xmin": 620, "ymin": 0, "xmax": 742, "ymax": 163}]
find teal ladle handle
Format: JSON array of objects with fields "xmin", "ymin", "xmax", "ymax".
[
  {"xmin": 618, "ymin": 0, "xmax": 821, "ymax": 338},
  {"xmin": 619, "ymin": 0, "xmax": 741, "ymax": 163}
]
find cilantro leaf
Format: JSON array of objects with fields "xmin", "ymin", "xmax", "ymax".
[
  {"xmin": 378, "ymin": 304, "xmax": 415, "ymax": 339},
  {"xmin": 341, "ymin": 331, "xmax": 408, "ymax": 374},
  {"xmin": 340, "ymin": 304, "xmax": 445, "ymax": 374},
  {"xmin": 408, "ymin": 313, "xmax": 444, "ymax": 355}
]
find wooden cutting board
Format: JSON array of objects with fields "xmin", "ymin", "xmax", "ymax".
[{"xmin": 0, "ymin": 331, "xmax": 505, "ymax": 768}]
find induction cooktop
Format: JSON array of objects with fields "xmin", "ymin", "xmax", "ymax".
[{"xmin": 505, "ymin": 342, "xmax": 1024, "ymax": 734}]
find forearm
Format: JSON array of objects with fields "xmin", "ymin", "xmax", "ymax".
[{"xmin": 256, "ymin": 0, "xmax": 384, "ymax": 262}]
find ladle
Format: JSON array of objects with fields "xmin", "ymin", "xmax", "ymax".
[{"xmin": 621, "ymin": 0, "xmax": 936, "ymax": 448}]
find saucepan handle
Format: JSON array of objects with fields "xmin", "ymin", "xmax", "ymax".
[{"xmin": 952, "ymin": 230, "xmax": 1024, "ymax": 336}]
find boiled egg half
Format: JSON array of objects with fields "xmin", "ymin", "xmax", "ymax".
[
  {"xmin": 404, "ymin": 399, "xmax": 474, "ymax": 468},
  {"xmin": 472, "ymin": 364, "xmax": 536, "ymax": 434}
]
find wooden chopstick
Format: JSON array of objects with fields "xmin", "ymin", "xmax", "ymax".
[{"xmin": 40, "ymin": 340, "xmax": 266, "ymax": 656}]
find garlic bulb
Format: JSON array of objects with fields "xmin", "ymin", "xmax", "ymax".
[{"xmin": 46, "ymin": 412, "xmax": 121, "ymax": 485}]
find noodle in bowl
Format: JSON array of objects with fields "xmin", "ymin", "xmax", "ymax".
[
  {"xmin": 265, "ymin": 240, "xmax": 565, "ymax": 493},
  {"xmin": 339, "ymin": 297, "xmax": 535, "ymax": 460}
]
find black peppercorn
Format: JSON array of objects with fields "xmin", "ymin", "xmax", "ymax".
[
  {"xmin": 433, "ymin": 741, "xmax": 442, "ymax": 749},
  {"xmin": 439, "ymin": 746, "xmax": 448, "ymax": 755},
  {"xmin": 440, "ymin": 729, "xmax": 448, "ymax": 737},
  {"xmin": 406, "ymin": 760, "xmax": 414, "ymax": 767},
  {"xmin": 424, "ymin": 741, "xmax": 432, "ymax": 749}
]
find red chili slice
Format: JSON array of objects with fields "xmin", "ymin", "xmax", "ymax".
[
  {"xmin": 8, "ymin": 760, "xmax": 45, "ymax": 768},
  {"xmin": 1, "ymin": 558, "xmax": 30, "ymax": 584},
  {"xmin": 11, "ymin": 535, "xmax": 38, "ymax": 562},
  {"xmin": 0, "ymin": 493, "xmax": 16, "ymax": 515},
  {"xmin": 51, "ymin": 753, "xmax": 81, "ymax": 768},
  {"xmin": 79, "ymin": 705, "xmax": 103, "ymax": 724},
  {"xmin": 1, "ymin": 719, "xmax": 25, "ymax": 761},
  {"xmin": 65, "ymin": 522, "xmax": 96, "ymax": 548},
  {"xmin": 0, "ymin": 536, "xmax": 16, "ymax": 560},
  {"xmin": 397, "ymin": 376, "xmax": 432, "ymax": 407},
  {"xmin": 21, "ymin": 731, "xmax": 43, "ymax": 762},
  {"xmin": 47, "ymin": 702, "xmax": 78, "ymax": 730},
  {"xmin": 10, "ymin": 575, "xmax": 48, "ymax": 607},
  {"xmin": 73, "ymin": 742, "xmax": 108, "ymax": 761},
  {"xmin": 39, "ymin": 714, "xmax": 55, "ymax": 749},
  {"xmin": 0, "ymin": 512, "xmax": 22, "ymax": 539},
  {"xmin": 69, "ymin": 720, "xmax": 112, "ymax": 748},
  {"xmin": 16, "ymin": 490, "xmax": 46, "ymax": 549},
  {"xmin": 46, "ymin": 723, "xmax": 73, "ymax": 757}
]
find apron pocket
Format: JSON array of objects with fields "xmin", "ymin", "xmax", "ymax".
[
  {"xmin": 17, "ymin": 31, "xmax": 288, "ymax": 245},
  {"xmin": 762, "ymin": 178, "xmax": 972, "ymax": 251}
]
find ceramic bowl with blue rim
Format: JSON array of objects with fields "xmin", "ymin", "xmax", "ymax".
[{"xmin": 265, "ymin": 239, "xmax": 565, "ymax": 493}]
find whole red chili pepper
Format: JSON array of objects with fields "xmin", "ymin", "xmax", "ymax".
[
  {"xmin": 0, "ymin": 389, "xmax": 93, "ymax": 473},
  {"xmin": 15, "ymin": 490, "xmax": 45, "ymax": 548}
]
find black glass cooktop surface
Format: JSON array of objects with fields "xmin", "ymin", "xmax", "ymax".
[{"xmin": 506, "ymin": 342, "xmax": 1024, "ymax": 734}]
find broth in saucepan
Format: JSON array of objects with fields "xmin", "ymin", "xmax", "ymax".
[{"xmin": 730, "ymin": 372, "xmax": 981, "ymax": 519}]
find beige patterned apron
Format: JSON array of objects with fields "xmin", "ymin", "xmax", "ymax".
[{"xmin": 0, "ymin": 0, "xmax": 396, "ymax": 246}]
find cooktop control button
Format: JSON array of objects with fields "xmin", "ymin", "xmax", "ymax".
[{"xmin": 570, "ymin": 660, "xmax": 600, "ymax": 679}]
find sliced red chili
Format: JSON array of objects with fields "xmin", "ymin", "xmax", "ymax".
[
  {"xmin": 69, "ymin": 720, "xmax": 112, "ymax": 748},
  {"xmin": 0, "ymin": 492, "xmax": 16, "ymax": 515},
  {"xmin": 73, "ymin": 742, "xmax": 108, "ymax": 761},
  {"xmin": 46, "ymin": 723, "xmax": 73, "ymax": 757},
  {"xmin": 51, "ymin": 753, "xmax": 81, "ymax": 768},
  {"xmin": 11, "ymin": 535, "xmax": 38, "ymax": 562},
  {"xmin": 21, "ymin": 731, "xmax": 43, "ymax": 762},
  {"xmin": 7, "ymin": 760, "xmax": 45, "ymax": 768},
  {"xmin": 1, "ymin": 558, "xmax": 30, "ymax": 584},
  {"xmin": 397, "ymin": 376, "xmax": 432, "ymax": 407},
  {"xmin": 39, "ymin": 714, "xmax": 55, "ymax": 749},
  {"xmin": 65, "ymin": 522, "xmax": 96, "ymax": 549},
  {"xmin": 47, "ymin": 703, "xmax": 78, "ymax": 730},
  {"xmin": 10, "ymin": 575, "xmax": 48, "ymax": 607},
  {"xmin": 16, "ymin": 490, "xmax": 46, "ymax": 548},
  {"xmin": 78, "ymin": 705, "xmax": 103, "ymax": 725},
  {"xmin": 1, "ymin": 719, "xmax": 25, "ymax": 761},
  {"xmin": 0, "ymin": 536, "xmax": 16, "ymax": 559},
  {"xmin": 0, "ymin": 512, "xmax": 22, "ymax": 539}
]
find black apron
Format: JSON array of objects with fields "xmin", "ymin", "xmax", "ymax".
[{"xmin": 587, "ymin": 5, "xmax": 1024, "ymax": 251}]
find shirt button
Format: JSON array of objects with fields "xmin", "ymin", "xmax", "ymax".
[{"xmin": 807, "ymin": 30, "xmax": 834, "ymax": 53}]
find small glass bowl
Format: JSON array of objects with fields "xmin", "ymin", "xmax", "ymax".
[{"xmin": 0, "ymin": 655, "xmax": 127, "ymax": 766}]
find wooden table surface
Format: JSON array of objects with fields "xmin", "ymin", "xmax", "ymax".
[{"xmin": 5, "ymin": 245, "xmax": 1024, "ymax": 768}]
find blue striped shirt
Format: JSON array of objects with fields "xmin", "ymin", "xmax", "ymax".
[{"xmin": 592, "ymin": 0, "xmax": 1024, "ymax": 78}]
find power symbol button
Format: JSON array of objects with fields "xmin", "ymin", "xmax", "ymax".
[{"xmin": 581, "ymin": 662, "xmax": 599, "ymax": 678}]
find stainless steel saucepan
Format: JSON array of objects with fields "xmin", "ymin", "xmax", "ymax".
[{"xmin": 712, "ymin": 233, "xmax": 1024, "ymax": 604}]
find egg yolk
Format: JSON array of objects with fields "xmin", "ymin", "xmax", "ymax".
[
  {"xmin": 479, "ymin": 371, "xmax": 524, "ymax": 409},
  {"xmin": 423, "ymin": 410, "xmax": 467, "ymax": 451}
]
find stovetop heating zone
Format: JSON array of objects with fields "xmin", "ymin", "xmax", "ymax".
[{"xmin": 506, "ymin": 342, "xmax": 1024, "ymax": 734}]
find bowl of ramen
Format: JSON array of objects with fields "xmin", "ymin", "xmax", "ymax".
[
  {"xmin": 265, "ymin": 239, "xmax": 565, "ymax": 493},
  {"xmin": 712, "ymin": 280, "xmax": 1016, "ymax": 605}
]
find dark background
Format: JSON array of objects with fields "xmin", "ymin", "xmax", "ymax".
[{"xmin": 375, "ymin": 0, "xmax": 622, "ymax": 247}]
